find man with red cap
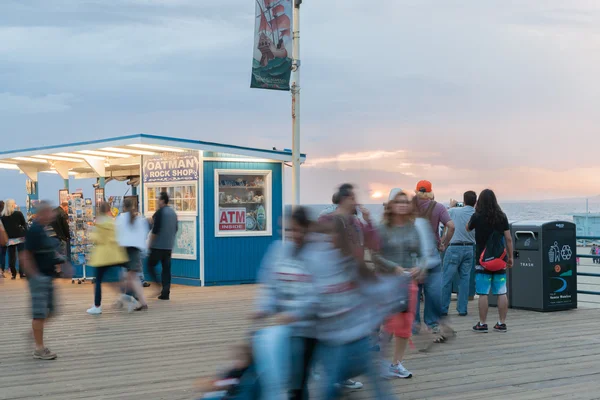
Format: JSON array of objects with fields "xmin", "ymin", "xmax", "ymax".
[{"xmin": 413, "ymin": 180, "xmax": 455, "ymax": 341}]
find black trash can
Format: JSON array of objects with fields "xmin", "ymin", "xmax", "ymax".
[{"xmin": 490, "ymin": 221, "xmax": 577, "ymax": 311}]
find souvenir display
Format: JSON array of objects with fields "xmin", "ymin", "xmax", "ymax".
[
  {"xmin": 216, "ymin": 172, "xmax": 270, "ymax": 235},
  {"xmin": 145, "ymin": 183, "xmax": 197, "ymax": 213},
  {"xmin": 59, "ymin": 189, "xmax": 69, "ymax": 206},
  {"xmin": 68, "ymin": 198, "xmax": 94, "ymax": 265}
]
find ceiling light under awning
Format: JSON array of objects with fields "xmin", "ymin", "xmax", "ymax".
[
  {"xmin": 101, "ymin": 147, "xmax": 157, "ymax": 155},
  {"xmin": 32, "ymin": 155, "xmax": 85, "ymax": 163},
  {"xmin": 127, "ymin": 144, "xmax": 185, "ymax": 153},
  {"xmin": 13, "ymin": 157, "xmax": 49, "ymax": 164},
  {"xmin": 77, "ymin": 150, "xmax": 132, "ymax": 158},
  {"xmin": 0, "ymin": 163, "xmax": 20, "ymax": 170}
]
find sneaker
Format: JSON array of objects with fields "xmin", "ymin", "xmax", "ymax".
[
  {"xmin": 86, "ymin": 306, "xmax": 102, "ymax": 315},
  {"xmin": 112, "ymin": 299, "xmax": 124, "ymax": 310},
  {"xmin": 157, "ymin": 295, "xmax": 170, "ymax": 300},
  {"xmin": 335, "ymin": 379, "xmax": 363, "ymax": 391},
  {"xmin": 388, "ymin": 362, "xmax": 413, "ymax": 379},
  {"xmin": 142, "ymin": 281, "xmax": 151, "ymax": 288},
  {"xmin": 494, "ymin": 323, "xmax": 507, "ymax": 333},
  {"xmin": 472, "ymin": 322, "xmax": 488, "ymax": 333},
  {"xmin": 127, "ymin": 299, "xmax": 140, "ymax": 313},
  {"xmin": 33, "ymin": 347, "xmax": 57, "ymax": 360}
]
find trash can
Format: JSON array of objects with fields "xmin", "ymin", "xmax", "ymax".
[{"xmin": 490, "ymin": 221, "xmax": 577, "ymax": 311}]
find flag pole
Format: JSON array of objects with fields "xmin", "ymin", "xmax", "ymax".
[{"xmin": 291, "ymin": 0, "xmax": 301, "ymax": 206}]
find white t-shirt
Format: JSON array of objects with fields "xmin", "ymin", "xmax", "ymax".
[{"xmin": 115, "ymin": 212, "xmax": 150, "ymax": 251}]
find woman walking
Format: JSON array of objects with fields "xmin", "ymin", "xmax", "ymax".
[
  {"xmin": 116, "ymin": 198, "xmax": 149, "ymax": 311},
  {"xmin": 86, "ymin": 202, "xmax": 129, "ymax": 315},
  {"xmin": 372, "ymin": 190, "xmax": 440, "ymax": 379},
  {"xmin": 1, "ymin": 199, "xmax": 28, "ymax": 279}
]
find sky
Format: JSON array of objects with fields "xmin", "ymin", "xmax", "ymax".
[{"xmin": 1, "ymin": 0, "xmax": 600, "ymax": 205}]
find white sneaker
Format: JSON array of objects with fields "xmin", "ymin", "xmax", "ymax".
[
  {"xmin": 335, "ymin": 379, "xmax": 363, "ymax": 391},
  {"xmin": 388, "ymin": 362, "xmax": 413, "ymax": 379},
  {"xmin": 86, "ymin": 306, "xmax": 102, "ymax": 315},
  {"xmin": 127, "ymin": 299, "xmax": 140, "ymax": 313}
]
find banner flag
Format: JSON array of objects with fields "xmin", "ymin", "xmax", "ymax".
[{"xmin": 251, "ymin": 0, "xmax": 293, "ymax": 91}]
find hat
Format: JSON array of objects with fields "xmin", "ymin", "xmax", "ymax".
[
  {"xmin": 388, "ymin": 188, "xmax": 403, "ymax": 201},
  {"xmin": 416, "ymin": 180, "xmax": 432, "ymax": 193}
]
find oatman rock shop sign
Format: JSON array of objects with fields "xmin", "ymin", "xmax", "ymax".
[{"xmin": 143, "ymin": 152, "xmax": 199, "ymax": 183}]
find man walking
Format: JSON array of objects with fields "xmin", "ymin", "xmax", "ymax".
[
  {"xmin": 441, "ymin": 191, "xmax": 477, "ymax": 316},
  {"xmin": 148, "ymin": 192, "xmax": 178, "ymax": 300},
  {"xmin": 22, "ymin": 201, "xmax": 69, "ymax": 360},
  {"xmin": 413, "ymin": 180, "xmax": 455, "ymax": 333}
]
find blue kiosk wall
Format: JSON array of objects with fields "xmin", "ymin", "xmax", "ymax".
[{"xmin": 203, "ymin": 161, "xmax": 283, "ymax": 286}]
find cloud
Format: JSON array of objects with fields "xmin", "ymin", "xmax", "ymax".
[{"xmin": 0, "ymin": 92, "xmax": 76, "ymax": 114}]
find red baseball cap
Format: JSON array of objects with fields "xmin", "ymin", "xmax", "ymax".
[{"xmin": 416, "ymin": 180, "xmax": 432, "ymax": 193}]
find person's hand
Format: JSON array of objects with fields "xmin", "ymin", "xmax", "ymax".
[
  {"xmin": 395, "ymin": 266, "xmax": 406, "ymax": 275},
  {"xmin": 359, "ymin": 206, "xmax": 371, "ymax": 224},
  {"xmin": 62, "ymin": 262, "xmax": 74, "ymax": 279},
  {"xmin": 449, "ymin": 199, "xmax": 458, "ymax": 208},
  {"xmin": 507, "ymin": 258, "xmax": 514, "ymax": 268},
  {"xmin": 411, "ymin": 268, "xmax": 427, "ymax": 282},
  {"xmin": 438, "ymin": 243, "xmax": 447, "ymax": 253}
]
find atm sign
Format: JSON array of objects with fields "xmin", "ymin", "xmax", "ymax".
[{"xmin": 219, "ymin": 208, "xmax": 246, "ymax": 231}]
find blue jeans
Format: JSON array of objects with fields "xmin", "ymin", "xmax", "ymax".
[
  {"xmin": 253, "ymin": 325, "xmax": 291, "ymax": 400},
  {"xmin": 319, "ymin": 337, "xmax": 396, "ymax": 400},
  {"xmin": 442, "ymin": 245, "xmax": 474, "ymax": 315},
  {"xmin": 414, "ymin": 265, "xmax": 443, "ymax": 329}
]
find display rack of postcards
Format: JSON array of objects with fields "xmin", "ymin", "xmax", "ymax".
[{"xmin": 68, "ymin": 197, "xmax": 95, "ymax": 284}]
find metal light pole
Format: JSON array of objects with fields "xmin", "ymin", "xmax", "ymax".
[{"xmin": 291, "ymin": 0, "xmax": 301, "ymax": 206}]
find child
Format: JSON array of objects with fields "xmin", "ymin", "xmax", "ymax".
[{"xmin": 195, "ymin": 343, "xmax": 260, "ymax": 400}]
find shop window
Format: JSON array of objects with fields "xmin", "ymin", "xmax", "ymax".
[
  {"xmin": 145, "ymin": 182, "xmax": 197, "ymax": 215},
  {"xmin": 215, "ymin": 170, "xmax": 272, "ymax": 237}
]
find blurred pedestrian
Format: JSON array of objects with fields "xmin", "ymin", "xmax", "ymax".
[
  {"xmin": 316, "ymin": 183, "xmax": 378, "ymax": 392},
  {"xmin": 21, "ymin": 201, "xmax": 70, "ymax": 360},
  {"xmin": 51, "ymin": 202, "xmax": 71, "ymax": 262},
  {"xmin": 0, "ymin": 200, "xmax": 7, "ymax": 277},
  {"xmin": 116, "ymin": 198, "xmax": 150, "ymax": 311},
  {"xmin": 313, "ymin": 188, "xmax": 396, "ymax": 399},
  {"xmin": 442, "ymin": 191, "xmax": 477, "ymax": 317},
  {"xmin": 147, "ymin": 191, "xmax": 178, "ymax": 300},
  {"xmin": 253, "ymin": 206, "xmax": 318, "ymax": 400},
  {"xmin": 86, "ymin": 202, "xmax": 129, "ymax": 315},
  {"xmin": 414, "ymin": 181, "xmax": 455, "ymax": 341},
  {"xmin": 1, "ymin": 199, "xmax": 28, "ymax": 279},
  {"xmin": 372, "ymin": 189, "xmax": 439, "ymax": 379}
]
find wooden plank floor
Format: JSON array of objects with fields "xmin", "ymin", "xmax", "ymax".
[{"xmin": 1, "ymin": 279, "xmax": 600, "ymax": 400}]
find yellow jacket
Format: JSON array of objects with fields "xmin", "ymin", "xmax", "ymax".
[{"xmin": 89, "ymin": 216, "xmax": 128, "ymax": 267}]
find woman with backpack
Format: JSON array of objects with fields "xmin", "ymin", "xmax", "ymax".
[
  {"xmin": 467, "ymin": 189, "xmax": 513, "ymax": 333},
  {"xmin": 372, "ymin": 189, "xmax": 440, "ymax": 379},
  {"xmin": 1, "ymin": 199, "xmax": 28, "ymax": 279}
]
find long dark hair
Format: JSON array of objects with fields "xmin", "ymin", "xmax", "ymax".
[
  {"xmin": 475, "ymin": 189, "xmax": 505, "ymax": 226},
  {"xmin": 123, "ymin": 198, "xmax": 136, "ymax": 225}
]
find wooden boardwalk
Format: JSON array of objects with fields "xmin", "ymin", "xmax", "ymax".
[{"xmin": 1, "ymin": 279, "xmax": 600, "ymax": 400}]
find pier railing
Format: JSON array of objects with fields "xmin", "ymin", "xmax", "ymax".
[{"xmin": 576, "ymin": 236, "xmax": 600, "ymax": 301}]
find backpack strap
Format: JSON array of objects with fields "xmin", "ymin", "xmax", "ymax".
[{"xmin": 422, "ymin": 201, "xmax": 437, "ymax": 220}]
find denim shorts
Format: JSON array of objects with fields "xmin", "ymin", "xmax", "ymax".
[
  {"xmin": 475, "ymin": 271, "xmax": 507, "ymax": 296},
  {"xmin": 28, "ymin": 275, "xmax": 56, "ymax": 319}
]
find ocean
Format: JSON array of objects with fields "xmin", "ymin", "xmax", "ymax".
[{"xmin": 304, "ymin": 200, "xmax": 598, "ymax": 224}]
